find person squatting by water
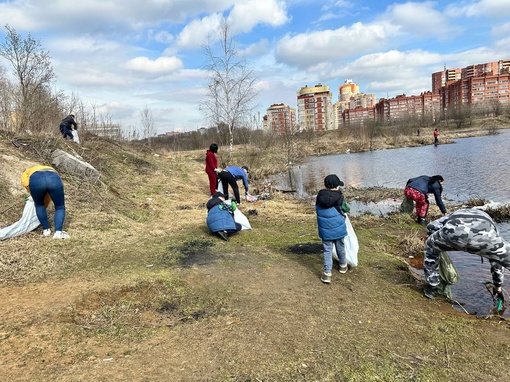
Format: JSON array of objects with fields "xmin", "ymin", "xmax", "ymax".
[
  {"xmin": 423, "ymin": 208, "xmax": 510, "ymax": 304},
  {"xmin": 404, "ymin": 175, "xmax": 446, "ymax": 224},
  {"xmin": 205, "ymin": 143, "xmax": 220, "ymax": 196},
  {"xmin": 59, "ymin": 114, "xmax": 78, "ymax": 140},
  {"xmin": 218, "ymin": 166, "xmax": 249, "ymax": 205},
  {"xmin": 316, "ymin": 174, "xmax": 350, "ymax": 284},
  {"xmin": 21, "ymin": 165, "xmax": 69, "ymax": 239}
]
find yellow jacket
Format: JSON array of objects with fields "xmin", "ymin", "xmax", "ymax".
[{"xmin": 21, "ymin": 165, "xmax": 56, "ymax": 206}]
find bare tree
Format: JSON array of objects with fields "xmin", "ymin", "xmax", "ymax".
[
  {"xmin": 448, "ymin": 104, "xmax": 472, "ymax": 129},
  {"xmin": 201, "ymin": 20, "xmax": 258, "ymax": 161},
  {"xmin": 0, "ymin": 25, "xmax": 56, "ymax": 132},
  {"xmin": 140, "ymin": 106, "xmax": 156, "ymax": 147}
]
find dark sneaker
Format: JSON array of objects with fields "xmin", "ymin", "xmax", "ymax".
[
  {"xmin": 218, "ymin": 231, "xmax": 229, "ymax": 241},
  {"xmin": 339, "ymin": 264, "xmax": 348, "ymax": 274},
  {"xmin": 416, "ymin": 217, "xmax": 427, "ymax": 225},
  {"xmin": 424, "ymin": 285, "xmax": 438, "ymax": 299},
  {"xmin": 321, "ymin": 272, "xmax": 332, "ymax": 284}
]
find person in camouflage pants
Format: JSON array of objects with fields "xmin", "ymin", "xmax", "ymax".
[{"xmin": 423, "ymin": 208, "xmax": 510, "ymax": 299}]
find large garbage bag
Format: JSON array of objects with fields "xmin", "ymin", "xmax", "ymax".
[{"xmin": 0, "ymin": 197, "xmax": 41, "ymax": 240}]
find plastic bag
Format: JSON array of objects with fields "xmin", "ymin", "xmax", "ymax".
[
  {"xmin": 234, "ymin": 208, "xmax": 252, "ymax": 230},
  {"xmin": 400, "ymin": 196, "xmax": 414, "ymax": 213},
  {"xmin": 344, "ymin": 215, "xmax": 359, "ymax": 267},
  {"xmin": 0, "ymin": 197, "xmax": 41, "ymax": 240},
  {"xmin": 332, "ymin": 215, "xmax": 359, "ymax": 267},
  {"xmin": 437, "ymin": 251, "xmax": 459, "ymax": 300},
  {"xmin": 72, "ymin": 129, "xmax": 80, "ymax": 144}
]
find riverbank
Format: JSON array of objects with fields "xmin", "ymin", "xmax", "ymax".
[{"xmin": 1, "ymin": 131, "xmax": 510, "ymax": 381}]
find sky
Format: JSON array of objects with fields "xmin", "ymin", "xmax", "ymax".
[{"xmin": 0, "ymin": 0, "xmax": 509, "ymax": 135}]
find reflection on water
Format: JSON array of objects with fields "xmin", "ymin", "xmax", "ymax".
[
  {"xmin": 448, "ymin": 222, "xmax": 510, "ymax": 317},
  {"xmin": 270, "ymin": 130, "xmax": 510, "ymax": 203},
  {"xmin": 269, "ymin": 131, "xmax": 510, "ymax": 317}
]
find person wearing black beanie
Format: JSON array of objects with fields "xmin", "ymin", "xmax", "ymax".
[{"xmin": 316, "ymin": 174, "xmax": 350, "ymax": 284}]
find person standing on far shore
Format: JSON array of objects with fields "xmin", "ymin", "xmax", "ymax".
[{"xmin": 433, "ymin": 128, "xmax": 439, "ymax": 144}]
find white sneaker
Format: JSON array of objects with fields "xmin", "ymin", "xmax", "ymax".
[
  {"xmin": 53, "ymin": 231, "xmax": 70, "ymax": 239},
  {"xmin": 42, "ymin": 229, "xmax": 51, "ymax": 237}
]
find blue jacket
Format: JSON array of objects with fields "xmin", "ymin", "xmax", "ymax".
[
  {"xmin": 315, "ymin": 189, "xmax": 347, "ymax": 240},
  {"xmin": 224, "ymin": 166, "xmax": 249, "ymax": 193},
  {"xmin": 406, "ymin": 175, "xmax": 446, "ymax": 214},
  {"xmin": 206, "ymin": 204, "xmax": 237, "ymax": 233}
]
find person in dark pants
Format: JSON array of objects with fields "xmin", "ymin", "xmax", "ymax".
[
  {"xmin": 218, "ymin": 166, "xmax": 249, "ymax": 205},
  {"xmin": 404, "ymin": 175, "xmax": 446, "ymax": 224},
  {"xmin": 21, "ymin": 165, "xmax": 69, "ymax": 239},
  {"xmin": 59, "ymin": 114, "xmax": 78, "ymax": 140},
  {"xmin": 423, "ymin": 208, "xmax": 510, "ymax": 310},
  {"xmin": 433, "ymin": 128, "xmax": 439, "ymax": 144}
]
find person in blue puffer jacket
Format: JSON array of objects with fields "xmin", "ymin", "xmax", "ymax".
[
  {"xmin": 206, "ymin": 192, "xmax": 242, "ymax": 241},
  {"xmin": 316, "ymin": 174, "xmax": 350, "ymax": 284}
]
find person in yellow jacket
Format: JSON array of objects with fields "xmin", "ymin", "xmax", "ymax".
[{"xmin": 21, "ymin": 165, "xmax": 69, "ymax": 239}]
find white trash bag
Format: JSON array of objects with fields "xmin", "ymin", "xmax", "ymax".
[
  {"xmin": 234, "ymin": 208, "xmax": 252, "ymax": 230},
  {"xmin": 0, "ymin": 196, "xmax": 41, "ymax": 240},
  {"xmin": 72, "ymin": 129, "xmax": 80, "ymax": 144},
  {"xmin": 332, "ymin": 215, "xmax": 359, "ymax": 267}
]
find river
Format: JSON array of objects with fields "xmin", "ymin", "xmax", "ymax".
[{"xmin": 269, "ymin": 130, "xmax": 510, "ymax": 317}]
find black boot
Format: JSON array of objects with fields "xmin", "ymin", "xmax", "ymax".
[{"xmin": 218, "ymin": 230, "xmax": 229, "ymax": 241}]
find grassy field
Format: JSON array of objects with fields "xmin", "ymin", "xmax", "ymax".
[{"xmin": 1, "ymin": 123, "xmax": 510, "ymax": 382}]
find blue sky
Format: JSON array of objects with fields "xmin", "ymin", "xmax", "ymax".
[{"xmin": 0, "ymin": 0, "xmax": 509, "ymax": 135}]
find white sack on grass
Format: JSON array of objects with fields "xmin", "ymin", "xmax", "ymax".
[
  {"xmin": 0, "ymin": 197, "xmax": 41, "ymax": 240},
  {"xmin": 332, "ymin": 215, "xmax": 359, "ymax": 267},
  {"xmin": 234, "ymin": 208, "xmax": 252, "ymax": 230}
]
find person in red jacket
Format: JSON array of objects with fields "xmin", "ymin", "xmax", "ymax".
[{"xmin": 205, "ymin": 143, "xmax": 220, "ymax": 195}]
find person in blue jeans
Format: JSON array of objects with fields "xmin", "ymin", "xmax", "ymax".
[
  {"xmin": 316, "ymin": 174, "xmax": 349, "ymax": 284},
  {"xmin": 21, "ymin": 165, "xmax": 69, "ymax": 239}
]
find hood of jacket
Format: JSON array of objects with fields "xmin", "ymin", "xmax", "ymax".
[{"xmin": 316, "ymin": 189, "xmax": 343, "ymax": 208}]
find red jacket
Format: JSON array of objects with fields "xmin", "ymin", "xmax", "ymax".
[{"xmin": 205, "ymin": 150, "xmax": 218, "ymax": 174}]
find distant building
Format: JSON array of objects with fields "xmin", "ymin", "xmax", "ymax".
[
  {"xmin": 375, "ymin": 92, "xmax": 441, "ymax": 123},
  {"xmin": 297, "ymin": 84, "xmax": 334, "ymax": 131},
  {"xmin": 433, "ymin": 59, "xmax": 510, "ymax": 111},
  {"xmin": 264, "ymin": 103, "xmax": 296, "ymax": 136}
]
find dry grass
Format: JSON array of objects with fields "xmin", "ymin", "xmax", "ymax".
[{"xmin": 1, "ymin": 128, "xmax": 510, "ymax": 382}]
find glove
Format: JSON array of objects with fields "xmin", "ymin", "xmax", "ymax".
[
  {"xmin": 214, "ymin": 168, "xmax": 221, "ymax": 173},
  {"xmin": 493, "ymin": 286, "xmax": 505, "ymax": 311}
]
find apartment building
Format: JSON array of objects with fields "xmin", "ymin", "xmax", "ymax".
[
  {"xmin": 296, "ymin": 84, "xmax": 334, "ymax": 131},
  {"xmin": 343, "ymin": 106, "xmax": 376, "ymax": 126},
  {"xmin": 264, "ymin": 103, "xmax": 297, "ymax": 136},
  {"xmin": 443, "ymin": 72, "xmax": 510, "ymax": 109},
  {"xmin": 375, "ymin": 92, "xmax": 441, "ymax": 123}
]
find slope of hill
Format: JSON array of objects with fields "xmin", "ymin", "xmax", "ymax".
[{"xmin": 1, "ymin": 130, "xmax": 510, "ymax": 382}]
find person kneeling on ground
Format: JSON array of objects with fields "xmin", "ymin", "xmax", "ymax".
[
  {"xmin": 423, "ymin": 208, "xmax": 510, "ymax": 307},
  {"xmin": 316, "ymin": 174, "xmax": 350, "ymax": 284},
  {"xmin": 206, "ymin": 192, "xmax": 241, "ymax": 241}
]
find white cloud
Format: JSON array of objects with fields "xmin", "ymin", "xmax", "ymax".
[
  {"xmin": 228, "ymin": 0, "xmax": 289, "ymax": 33},
  {"xmin": 275, "ymin": 22, "xmax": 397, "ymax": 68},
  {"xmin": 382, "ymin": 1, "xmax": 463, "ymax": 40},
  {"xmin": 448, "ymin": 0, "xmax": 510, "ymax": 19},
  {"xmin": 492, "ymin": 21, "xmax": 510, "ymax": 35},
  {"xmin": 125, "ymin": 56, "xmax": 183, "ymax": 75},
  {"xmin": 177, "ymin": 13, "xmax": 224, "ymax": 49}
]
